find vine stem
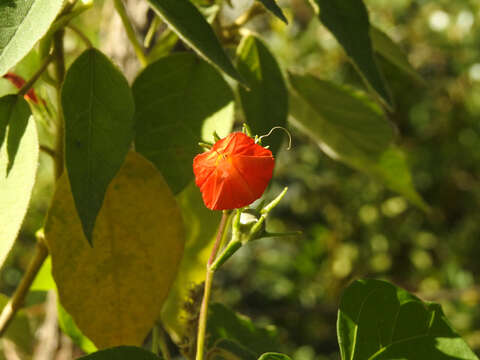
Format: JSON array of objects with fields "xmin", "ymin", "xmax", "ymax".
[
  {"xmin": 113, "ymin": 0, "xmax": 148, "ymax": 67},
  {"xmin": 195, "ymin": 211, "xmax": 230, "ymax": 360},
  {"xmin": 0, "ymin": 237, "xmax": 48, "ymax": 336}
]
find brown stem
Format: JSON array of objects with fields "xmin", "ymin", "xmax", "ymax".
[{"xmin": 0, "ymin": 240, "xmax": 48, "ymax": 336}]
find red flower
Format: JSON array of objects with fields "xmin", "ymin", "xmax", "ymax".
[
  {"xmin": 193, "ymin": 132, "xmax": 275, "ymax": 210},
  {"xmin": 3, "ymin": 72, "xmax": 41, "ymax": 104}
]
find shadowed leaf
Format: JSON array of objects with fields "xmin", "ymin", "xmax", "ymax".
[
  {"xmin": 257, "ymin": 0, "xmax": 288, "ymax": 24},
  {"xmin": 61, "ymin": 48, "xmax": 135, "ymax": 244},
  {"xmin": 147, "ymin": 0, "xmax": 244, "ymax": 84},
  {"xmin": 237, "ymin": 35, "xmax": 288, "ymax": 154},
  {"xmin": 310, "ymin": 0, "xmax": 392, "ymax": 108},
  {"xmin": 133, "ymin": 53, "xmax": 234, "ymax": 194}
]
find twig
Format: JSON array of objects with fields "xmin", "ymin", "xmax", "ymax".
[{"xmin": 0, "ymin": 240, "xmax": 48, "ymax": 337}]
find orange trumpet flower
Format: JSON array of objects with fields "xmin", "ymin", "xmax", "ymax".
[{"xmin": 193, "ymin": 132, "xmax": 275, "ymax": 210}]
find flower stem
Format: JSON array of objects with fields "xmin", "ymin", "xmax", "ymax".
[
  {"xmin": 113, "ymin": 0, "xmax": 147, "ymax": 67},
  {"xmin": 196, "ymin": 211, "xmax": 229, "ymax": 360}
]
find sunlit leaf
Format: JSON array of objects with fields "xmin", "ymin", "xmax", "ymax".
[
  {"xmin": 237, "ymin": 35, "xmax": 288, "ymax": 154},
  {"xmin": 0, "ymin": 113, "xmax": 37, "ymax": 268},
  {"xmin": 30, "ymin": 256, "xmax": 55, "ymax": 291},
  {"xmin": 78, "ymin": 346, "xmax": 161, "ymax": 360},
  {"xmin": 133, "ymin": 52, "xmax": 234, "ymax": 194},
  {"xmin": 147, "ymin": 0, "xmax": 244, "ymax": 84},
  {"xmin": 58, "ymin": 302, "xmax": 97, "ymax": 354},
  {"xmin": 289, "ymin": 73, "xmax": 429, "ymax": 211},
  {"xmin": 45, "ymin": 152, "xmax": 184, "ymax": 349},
  {"xmin": 310, "ymin": 0, "xmax": 392, "ymax": 108},
  {"xmin": 370, "ymin": 26, "xmax": 425, "ymax": 85},
  {"xmin": 61, "ymin": 48, "xmax": 135, "ymax": 244},
  {"xmin": 0, "ymin": 0, "xmax": 63, "ymax": 76},
  {"xmin": 338, "ymin": 279, "xmax": 478, "ymax": 360}
]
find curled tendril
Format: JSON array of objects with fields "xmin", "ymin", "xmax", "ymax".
[{"xmin": 257, "ymin": 126, "xmax": 292, "ymax": 150}]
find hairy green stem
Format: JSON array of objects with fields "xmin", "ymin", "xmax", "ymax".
[
  {"xmin": 196, "ymin": 211, "xmax": 230, "ymax": 360},
  {"xmin": 113, "ymin": 0, "xmax": 148, "ymax": 67}
]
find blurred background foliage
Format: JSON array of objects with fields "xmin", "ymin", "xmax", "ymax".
[{"xmin": 1, "ymin": 0, "xmax": 480, "ymax": 359}]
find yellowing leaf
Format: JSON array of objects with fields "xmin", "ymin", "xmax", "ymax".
[
  {"xmin": 0, "ymin": 116, "xmax": 38, "ymax": 268},
  {"xmin": 161, "ymin": 183, "xmax": 220, "ymax": 348},
  {"xmin": 45, "ymin": 152, "xmax": 184, "ymax": 349}
]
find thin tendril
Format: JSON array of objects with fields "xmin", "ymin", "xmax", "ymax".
[{"xmin": 257, "ymin": 126, "xmax": 292, "ymax": 150}]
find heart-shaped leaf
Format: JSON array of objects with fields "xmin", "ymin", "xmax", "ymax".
[{"xmin": 45, "ymin": 152, "xmax": 184, "ymax": 349}]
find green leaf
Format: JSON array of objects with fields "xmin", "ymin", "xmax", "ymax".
[
  {"xmin": 370, "ymin": 26, "xmax": 425, "ymax": 85},
  {"xmin": 0, "ymin": 0, "xmax": 63, "ymax": 76},
  {"xmin": 78, "ymin": 346, "xmax": 161, "ymax": 360},
  {"xmin": 208, "ymin": 339, "xmax": 257, "ymax": 360},
  {"xmin": 207, "ymin": 303, "xmax": 280, "ymax": 356},
  {"xmin": 0, "ymin": 294, "xmax": 34, "ymax": 354},
  {"xmin": 58, "ymin": 302, "xmax": 97, "ymax": 354},
  {"xmin": 311, "ymin": 0, "xmax": 392, "ymax": 108},
  {"xmin": 44, "ymin": 152, "xmax": 184, "ymax": 349},
  {"xmin": 337, "ymin": 279, "xmax": 478, "ymax": 360},
  {"xmin": 237, "ymin": 35, "xmax": 288, "ymax": 154},
  {"xmin": 30, "ymin": 256, "xmax": 55, "ymax": 291},
  {"xmin": 0, "ymin": 95, "xmax": 31, "ymax": 173},
  {"xmin": 256, "ymin": 0, "xmax": 288, "ymax": 24},
  {"xmin": 161, "ymin": 182, "xmax": 221, "ymax": 347},
  {"xmin": 289, "ymin": 73, "xmax": 393, "ymax": 157},
  {"xmin": 288, "ymin": 73, "xmax": 428, "ymax": 211},
  {"xmin": 61, "ymin": 48, "xmax": 135, "ymax": 244},
  {"xmin": 365, "ymin": 147, "xmax": 430, "ymax": 212},
  {"xmin": 0, "ymin": 112, "xmax": 37, "ymax": 268},
  {"xmin": 258, "ymin": 353, "xmax": 292, "ymax": 360},
  {"xmin": 133, "ymin": 52, "xmax": 234, "ymax": 194},
  {"xmin": 146, "ymin": 0, "xmax": 244, "ymax": 85}
]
